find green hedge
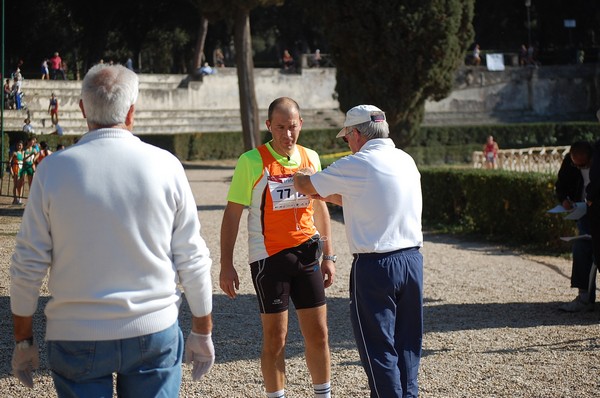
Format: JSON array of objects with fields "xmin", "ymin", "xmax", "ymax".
[
  {"xmin": 420, "ymin": 167, "xmax": 576, "ymax": 251},
  {"xmin": 3, "ymin": 121, "xmax": 600, "ymax": 165},
  {"xmin": 416, "ymin": 122, "xmax": 600, "ymax": 148}
]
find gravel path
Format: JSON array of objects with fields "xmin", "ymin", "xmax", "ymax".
[{"xmin": 0, "ymin": 161, "xmax": 598, "ymax": 397}]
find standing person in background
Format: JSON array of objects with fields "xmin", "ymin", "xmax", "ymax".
[
  {"xmin": 586, "ymin": 109, "xmax": 600, "ymax": 297},
  {"xmin": 49, "ymin": 52, "xmax": 66, "ymax": 80},
  {"xmin": 294, "ymin": 104, "xmax": 424, "ymax": 398},
  {"xmin": 35, "ymin": 141, "xmax": 53, "ymax": 165},
  {"xmin": 10, "ymin": 64, "xmax": 215, "ymax": 395},
  {"xmin": 48, "ymin": 93, "xmax": 59, "ymax": 125},
  {"xmin": 4, "ymin": 78, "xmax": 12, "ymax": 109},
  {"xmin": 9, "ymin": 141, "xmax": 24, "ymax": 205},
  {"xmin": 483, "ymin": 135, "xmax": 499, "ymax": 169},
  {"xmin": 220, "ymin": 97, "xmax": 334, "ymax": 398},
  {"xmin": 519, "ymin": 44, "xmax": 528, "ymax": 66},
  {"xmin": 555, "ymin": 141, "xmax": 596, "ymax": 312},
  {"xmin": 41, "ymin": 59, "xmax": 50, "ymax": 80},
  {"xmin": 472, "ymin": 44, "xmax": 481, "ymax": 66},
  {"xmin": 12, "ymin": 70, "xmax": 23, "ymax": 110},
  {"xmin": 20, "ymin": 137, "xmax": 38, "ymax": 190},
  {"xmin": 213, "ymin": 47, "xmax": 225, "ymax": 68}
]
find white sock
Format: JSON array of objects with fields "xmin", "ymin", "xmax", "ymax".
[
  {"xmin": 266, "ymin": 389, "xmax": 285, "ymax": 398},
  {"xmin": 314, "ymin": 382, "xmax": 331, "ymax": 398}
]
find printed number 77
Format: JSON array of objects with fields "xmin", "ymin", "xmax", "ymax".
[{"xmin": 278, "ymin": 188, "xmax": 291, "ymax": 199}]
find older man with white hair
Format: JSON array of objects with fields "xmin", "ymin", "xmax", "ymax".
[
  {"xmin": 294, "ymin": 105, "xmax": 424, "ymax": 398},
  {"xmin": 10, "ymin": 64, "xmax": 214, "ymax": 396}
]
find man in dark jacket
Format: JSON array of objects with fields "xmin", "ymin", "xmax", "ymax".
[
  {"xmin": 586, "ymin": 111, "xmax": 600, "ymax": 295},
  {"xmin": 555, "ymin": 141, "xmax": 595, "ymax": 312}
]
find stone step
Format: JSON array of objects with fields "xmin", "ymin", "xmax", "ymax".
[{"xmin": 3, "ymin": 107, "xmax": 345, "ymax": 135}]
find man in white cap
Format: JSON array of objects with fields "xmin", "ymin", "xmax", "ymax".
[{"xmin": 294, "ymin": 105, "xmax": 423, "ymax": 398}]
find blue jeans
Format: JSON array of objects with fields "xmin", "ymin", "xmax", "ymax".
[
  {"xmin": 48, "ymin": 322, "xmax": 183, "ymax": 398},
  {"xmin": 350, "ymin": 248, "xmax": 423, "ymax": 398}
]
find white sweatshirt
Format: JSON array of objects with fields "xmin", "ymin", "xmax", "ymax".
[{"xmin": 10, "ymin": 128, "xmax": 213, "ymax": 341}]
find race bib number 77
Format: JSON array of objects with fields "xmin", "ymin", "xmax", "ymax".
[{"xmin": 267, "ymin": 173, "xmax": 310, "ymax": 210}]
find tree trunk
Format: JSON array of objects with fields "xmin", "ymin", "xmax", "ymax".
[
  {"xmin": 234, "ymin": 7, "xmax": 261, "ymax": 151},
  {"xmin": 193, "ymin": 16, "xmax": 209, "ymax": 72}
]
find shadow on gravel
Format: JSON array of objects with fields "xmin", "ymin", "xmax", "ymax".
[
  {"xmin": 183, "ymin": 163, "xmax": 235, "ymax": 171},
  {"xmin": 0, "ymin": 207, "xmax": 25, "ymax": 218},
  {"xmin": 424, "ymin": 233, "xmax": 516, "ymax": 256},
  {"xmin": 424, "ymin": 301, "xmax": 599, "ymax": 334},
  {"xmin": 178, "ymin": 294, "xmax": 358, "ymax": 366},
  {"xmin": 2, "ymin": 294, "xmax": 595, "ymax": 377},
  {"xmin": 197, "ymin": 205, "xmax": 226, "ymax": 211}
]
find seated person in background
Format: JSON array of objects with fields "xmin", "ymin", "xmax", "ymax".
[
  {"xmin": 23, "ymin": 119, "xmax": 34, "ymax": 134},
  {"xmin": 282, "ymin": 49, "xmax": 294, "ymax": 71},
  {"xmin": 198, "ymin": 62, "xmax": 215, "ymax": 76},
  {"xmin": 311, "ymin": 49, "xmax": 322, "ymax": 68},
  {"xmin": 50, "ymin": 122, "xmax": 64, "ymax": 136}
]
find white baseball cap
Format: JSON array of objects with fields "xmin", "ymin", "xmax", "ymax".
[{"xmin": 336, "ymin": 105, "xmax": 386, "ymax": 138}]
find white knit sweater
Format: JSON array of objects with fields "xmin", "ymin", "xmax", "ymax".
[{"xmin": 10, "ymin": 128, "xmax": 213, "ymax": 341}]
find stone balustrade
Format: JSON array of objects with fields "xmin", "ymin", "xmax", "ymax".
[{"xmin": 472, "ymin": 146, "xmax": 569, "ymax": 173}]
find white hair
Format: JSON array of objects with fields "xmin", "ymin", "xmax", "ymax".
[
  {"xmin": 352, "ymin": 111, "xmax": 389, "ymax": 139},
  {"xmin": 81, "ymin": 64, "xmax": 139, "ymax": 127}
]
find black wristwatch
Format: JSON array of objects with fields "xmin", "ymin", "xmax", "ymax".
[{"xmin": 323, "ymin": 254, "xmax": 337, "ymax": 263}]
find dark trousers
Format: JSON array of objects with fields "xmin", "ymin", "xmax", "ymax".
[
  {"xmin": 571, "ymin": 215, "xmax": 596, "ymax": 302},
  {"xmin": 589, "ymin": 204, "xmax": 600, "ymax": 281},
  {"xmin": 349, "ymin": 247, "xmax": 423, "ymax": 398}
]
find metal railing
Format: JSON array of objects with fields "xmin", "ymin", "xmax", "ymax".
[
  {"xmin": 473, "ymin": 146, "xmax": 569, "ymax": 174},
  {"xmin": 0, "ymin": 161, "xmax": 30, "ymax": 199}
]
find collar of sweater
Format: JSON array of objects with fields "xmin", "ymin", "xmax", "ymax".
[{"xmin": 79, "ymin": 128, "xmax": 138, "ymax": 144}]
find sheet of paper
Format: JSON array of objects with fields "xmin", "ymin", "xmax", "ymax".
[
  {"xmin": 563, "ymin": 202, "xmax": 587, "ymax": 220},
  {"xmin": 547, "ymin": 204, "xmax": 569, "ymax": 214},
  {"xmin": 560, "ymin": 234, "xmax": 592, "ymax": 242}
]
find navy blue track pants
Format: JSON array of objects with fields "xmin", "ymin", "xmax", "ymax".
[{"xmin": 349, "ymin": 247, "xmax": 423, "ymax": 398}]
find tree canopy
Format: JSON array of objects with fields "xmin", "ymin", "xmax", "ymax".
[
  {"xmin": 313, "ymin": 0, "xmax": 475, "ymax": 147},
  {"xmin": 6, "ymin": 0, "xmax": 600, "ymax": 148}
]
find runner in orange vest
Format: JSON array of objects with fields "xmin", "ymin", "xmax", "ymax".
[{"xmin": 220, "ymin": 97, "xmax": 335, "ymax": 398}]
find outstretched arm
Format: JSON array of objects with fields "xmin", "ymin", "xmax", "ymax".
[{"xmin": 295, "ymin": 172, "xmax": 343, "ymax": 206}]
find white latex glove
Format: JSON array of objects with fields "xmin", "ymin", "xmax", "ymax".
[
  {"xmin": 184, "ymin": 332, "xmax": 215, "ymax": 381},
  {"xmin": 11, "ymin": 340, "xmax": 39, "ymax": 388}
]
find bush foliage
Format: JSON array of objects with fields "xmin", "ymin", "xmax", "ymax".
[
  {"xmin": 420, "ymin": 167, "xmax": 576, "ymax": 251},
  {"xmin": 4, "ymin": 122, "xmax": 600, "ymax": 166}
]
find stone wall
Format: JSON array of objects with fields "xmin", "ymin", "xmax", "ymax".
[
  {"xmin": 5, "ymin": 65, "xmax": 600, "ymax": 135},
  {"xmin": 423, "ymin": 64, "xmax": 600, "ymax": 125}
]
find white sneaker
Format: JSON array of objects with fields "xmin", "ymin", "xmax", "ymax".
[{"xmin": 558, "ymin": 297, "xmax": 594, "ymax": 312}]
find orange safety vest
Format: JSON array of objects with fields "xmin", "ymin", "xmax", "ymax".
[{"xmin": 256, "ymin": 144, "xmax": 317, "ymax": 256}]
